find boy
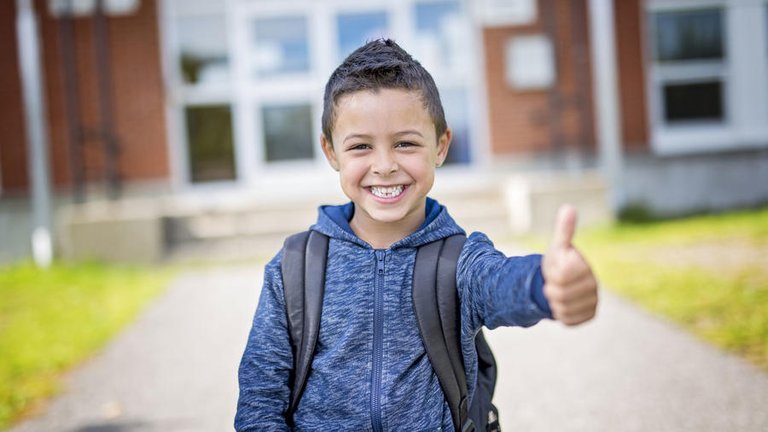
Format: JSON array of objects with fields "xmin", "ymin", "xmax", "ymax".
[{"xmin": 235, "ymin": 39, "xmax": 598, "ymax": 431}]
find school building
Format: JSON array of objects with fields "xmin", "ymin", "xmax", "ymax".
[{"xmin": 2, "ymin": 0, "xmax": 768, "ymax": 262}]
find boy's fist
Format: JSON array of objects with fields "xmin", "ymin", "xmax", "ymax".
[{"xmin": 541, "ymin": 205, "xmax": 599, "ymax": 326}]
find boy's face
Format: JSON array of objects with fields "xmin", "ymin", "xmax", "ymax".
[{"xmin": 321, "ymin": 88, "xmax": 451, "ymax": 234}]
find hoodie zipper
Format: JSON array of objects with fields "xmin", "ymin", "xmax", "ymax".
[{"xmin": 371, "ymin": 250, "xmax": 386, "ymax": 432}]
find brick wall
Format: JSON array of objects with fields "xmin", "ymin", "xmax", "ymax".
[
  {"xmin": 0, "ymin": 0, "xmax": 30, "ymax": 193},
  {"xmin": 483, "ymin": 0, "xmax": 597, "ymax": 157},
  {"xmin": 39, "ymin": 0, "xmax": 169, "ymax": 187},
  {"xmin": 482, "ymin": 0, "xmax": 650, "ymax": 158},
  {"xmin": 0, "ymin": 0, "xmax": 169, "ymax": 194}
]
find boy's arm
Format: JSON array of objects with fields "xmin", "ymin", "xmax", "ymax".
[
  {"xmin": 457, "ymin": 232, "xmax": 552, "ymax": 331},
  {"xmin": 457, "ymin": 205, "xmax": 598, "ymax": 331},
  {"xmin": 235, "ymin": 252, "xmax": 292, "ymax": 431}
]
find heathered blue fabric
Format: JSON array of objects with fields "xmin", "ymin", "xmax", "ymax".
[{"xmin": 235, "ymin": 198, "xmax": 552, "ymax": 431}]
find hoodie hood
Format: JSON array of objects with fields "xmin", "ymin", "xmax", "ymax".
[{"xmin": 310, "ymin": 197, "xmax": 465, "ymax": 249}]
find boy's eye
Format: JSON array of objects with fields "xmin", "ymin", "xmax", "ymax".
[
  {"xmin": 395, "ymin": 141, "xmax": 417, "ymax": 149},
  {"xmin": 349, "ymin": 144, "xmax": 371, "ymax": 151}
]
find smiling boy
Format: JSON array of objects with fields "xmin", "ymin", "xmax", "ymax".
[{"xmin": 235, "ymin": 39, "xmax": 598, "ymax": 431}]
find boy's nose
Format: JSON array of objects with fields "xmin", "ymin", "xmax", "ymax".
[{"xmin": 372, "ymin": 151, "xmax": 398, "ymax": 175}]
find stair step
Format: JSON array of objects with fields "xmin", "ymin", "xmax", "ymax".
[{"xmin": 165, "ymin": 209, "xmax": 316, "ymax": 242}]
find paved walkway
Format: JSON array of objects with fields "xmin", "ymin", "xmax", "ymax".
[{"xmin": 10, "ymin": 263, "xmax": 768, "ymax": 432}]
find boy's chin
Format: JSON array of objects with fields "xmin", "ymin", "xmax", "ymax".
[{"xmin": 356, "ymin": 202, "xmax": 423, "ymax": 225}]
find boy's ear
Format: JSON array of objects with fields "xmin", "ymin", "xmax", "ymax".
[
  {"xmin": 435, "ymin": 128, "xmax": 452, "ymax": 167},
  {"xmin": 321, "ymin": 134, "xmax": 340, "ymax": 171}
]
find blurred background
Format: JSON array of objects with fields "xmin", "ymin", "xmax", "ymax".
[
  {"xmin": 2, "ymin": 0, "xmax": 768, "ymax": 262},
  {"xmin": 1, "ymin": 0, "xmax": 767, "ymax": 431}
]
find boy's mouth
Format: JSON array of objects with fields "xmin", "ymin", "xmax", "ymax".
[{"xmin": 369, "ymin": 185, "xmax": 406, "ymax": 199}]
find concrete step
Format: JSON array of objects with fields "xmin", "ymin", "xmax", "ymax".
[
  {"xmin": 165, "ymin": 208, "xmax": 317, "ymax": 243},
  {"xmin": 165, "ymin": 189, "xmax": 514, "ymax": 263},
  {"xmin": 167, "ymin": 233, "xmax": 290, "ymax": 263}
]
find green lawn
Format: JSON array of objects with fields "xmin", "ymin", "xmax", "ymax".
[
  {"xmin": 0, "ymin": 262, "xmax": 173, "ymax": 429},
  {"xmin": 571, "ymin": 207, "xmax": 768, "ymax": 371}
]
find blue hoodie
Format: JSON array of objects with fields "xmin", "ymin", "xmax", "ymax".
[{"xmin": 236, "ymin": 198, "xmax": 552, "ymax": 431}]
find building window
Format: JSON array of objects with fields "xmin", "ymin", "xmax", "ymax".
[
  {"xmin": 413, "ymin": 0, "xmax": 472, "ymax": 163},
  {"xmin": 441, "ymin": 88, "xmax": 471, "ymax": 164},
  {"xmin": 252, "ymin": 16, "xmax": 310, "ymax": 78},
  {"xmin": 185, "ymin": 105, "xmax": 236, "ymax": 182},
  {"xmin": 651, "ymin": 7, "xmax": 726, "ymax": 125},
  {"xmin": 648, "ymin": 1, "xmax": 768, "ymax": 153},
  {"xmin": 168, "ymin": 0, "xmax": 237, "ymax": 183},
  {"xmin": 337, "ymin": 11, "xmax": 389, "ymax": 62},
  {"xmin": 663, "ymin": 81, "xmax": 723, "ymax": 122},
  {"xmin": 654, "ymin": 9, "xmax": 723, "ymax": 61},
  {"xmin": 413, "ymin": 0, "xmax": 465, "ymax": 75},
  {"xmin": 262, "ymin": 104, "xmax": 314, "ymax": 162},
  {"xmin": 177, "ymin": 14, "xmax": 229, "ymax": 86}
]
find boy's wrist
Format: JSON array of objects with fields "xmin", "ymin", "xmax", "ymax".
[{"xmin": 529, "ymin": 264, "xmax": 553, "ymax": 317}]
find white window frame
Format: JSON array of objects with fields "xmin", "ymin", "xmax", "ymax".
[
  {"xmin": 646, "ymin": 0, "xmax": 768, "ymax": 155},
  {"xmin": 234, "ymin": 2, "xmax": 327, "ymax": 184},
  {"xmin": 160, "ymin": 0, "xmax": 240, "ymax": 190}
]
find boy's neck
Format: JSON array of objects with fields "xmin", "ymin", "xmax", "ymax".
[{"xmin": 349, "ymin": 206, "xmax": 425, "ymax": 249}]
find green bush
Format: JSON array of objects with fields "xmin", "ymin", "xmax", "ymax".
[{"xmin": 617, "ymin": 201, "xmax": 656, "ymax": 224}]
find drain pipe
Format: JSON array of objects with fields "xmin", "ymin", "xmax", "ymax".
[
  {"xmin": 588, "ymin": 0, "xmax": 625, "ymax": 213},
  {"xmin": 16, "ymin": 0, "xmax": 53, "ymax": 268}
]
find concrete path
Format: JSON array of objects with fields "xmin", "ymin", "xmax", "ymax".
[{"xmin": 10, "ymin": 264, "xmax": 768, "ymax": 432}]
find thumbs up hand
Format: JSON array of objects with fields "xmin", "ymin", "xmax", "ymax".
[{"xmin": 541, "ymin": 205, "xmax": 599, "ymax": 326}]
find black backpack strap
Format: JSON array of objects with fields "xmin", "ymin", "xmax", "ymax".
[
  {"xmin": 437, "ymin": 234, "xmax": 470, "ymax": 402},
  {"xmin": 413, "ymin": 234, "xmax": 472, "ymax": 432},
  {"xmin": 471, "ymin": 330, "xmax": 498, "ymax": 432},
  {"xmin": 281, "ymin": 230, "xmax": 329, "ymax": 423}
]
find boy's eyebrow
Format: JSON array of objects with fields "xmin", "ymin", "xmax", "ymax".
[
  {"xmin": 342, "ymin": 130, "xmax": 424, "ymax": 144},
  {"xmin": 393, "ymin": 130, "xmax": 424, "ymax": 138},
  {"xmin": 343, "ymin": 133, "xmax": 373, "ymax": 144}
]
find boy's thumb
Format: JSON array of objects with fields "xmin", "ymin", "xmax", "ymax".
[{"xmin": 552, "ymin": 204, "xmax": 577, "ymax": 250}]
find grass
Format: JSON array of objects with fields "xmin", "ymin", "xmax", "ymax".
[
  {"xmin": 560, "ymin": 207, "xmax": 768, "ymax": 372},
  {"xmin": 0, "ymin": 261, "xmax": 173, "ymax": 430}
]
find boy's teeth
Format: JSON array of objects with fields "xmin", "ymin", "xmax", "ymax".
[{"xmin": 370, "ymin": 185, "xmax": 404, "ymax": 198}]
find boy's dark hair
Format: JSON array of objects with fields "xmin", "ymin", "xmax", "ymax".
[{"xmin": 321, "ymin": 38, "xmax": 447, "ymax": 144}]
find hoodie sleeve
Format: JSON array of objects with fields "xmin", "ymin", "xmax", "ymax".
[
  {"xmin": 235, "ymin": 251, "xmax": 292, "ymax": 431},
  {"xmin": 457, "ymin": 232, "xmax": 553, "ymax": 332}
]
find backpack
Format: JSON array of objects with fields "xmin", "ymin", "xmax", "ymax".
[{"xmin": 281, "ymin": 230, "xmax": 501, "ymax": 432}]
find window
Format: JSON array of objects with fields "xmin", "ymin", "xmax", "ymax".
[
  {"xmin": 168, "ymin": 0, "xmax": 237, "ymax": 183},
  {"xmin": 252, "ymin": 16, "xmax": 310, "ymax": 78},
  {"xmin": 654, "ymin": 9, "xmax": 723, "ymax": 61},
  {"xmin": 337, "ymin": 11, "xmax": 389, "ymax": 62},
  {"xmin": 185, "ymin": 105, "xmax": 236, "ymax": 182},
  {"xmin": 663, "ymin": 81, "xmax": 723, "ymax": 122},
  {"xmin": 413, "ymin": 0, "xmax": 465, "ymax": 75},
  {"xmin": 651, "ymin": 7, "xmax": 726, "ymax": 125},
  {"xmin": 262, "ymin": 104, "xmax": 314, "ymax": 162},
  {"xmin": 413, "ymin": 0, "xmax": 472, "ymax": 163},
  {"xmin": 648, "ymin": 1, "xmax": 768, "ymax": 153},
  {"xmin": 441, "ymin": 88, "xmax": 471, "ymax": 164},
  {"xmin": 177, "ymin": 14, "xmax": 229, "ymax": 86}
]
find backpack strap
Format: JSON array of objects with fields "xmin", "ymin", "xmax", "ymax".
[
  {"xmin": 470, "ymin": 330, "xmax": 498, "ymax": 432},
  {"xmin": 413, "ymin": 234, "xmax": 473, "ymax": 432},
  {"xmin": 281, "ymin": 230, "xmax": 329, "ymax": 423}
]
